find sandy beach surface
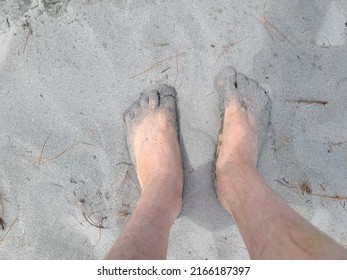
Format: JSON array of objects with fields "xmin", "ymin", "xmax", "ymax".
[{"xmin": 0, "ymin": 0, "xmax": 346, "ymax": 259}]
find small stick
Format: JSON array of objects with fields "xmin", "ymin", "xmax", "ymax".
[
  {"xmin": 153, "ymin": 43, "xmax": 169, "ymax": 47},
  {"xmin": 275, "ymin": 178, "xmax": 293, "ymax": 188},
  {"xmin": 174, "ymin": 50, "xmax": 179, "ymax": 85},
  {"xmin": 285, "ymin": 99, "xmax": 328, "ymax": 105},
  {"xmin": 215, "ymin": 37, "xmax": 248, "ymax": 63},
  {"xmin": 36, "ymin": 133, "xmax": 52, "ymax": 168},
  {"xmin": 161, "ymin": 67, "xmax": 171, "ymax": 73},
  {"xmin": 93, "ymin": 227, "xmax": 102, "ymax": 247},
  {"xmin": 0, "ymin": 214, "xmax": 19, "ymax": 242},
  {"xmin": 263, "ymin": 15, "xmax": 294, "ymax": 45},
  {"xmin": 337, "ymin": 197, "xmax": 347, "ymax": 212},
  {"xmin": 23, "ymin": 22, "xmax": 33, "ymax": 53},
  {"xmin": 0, "ymin": 218, "xmax": 5, "ymax": 231},
  {"xmin": 116, "ymin": 162, "xmax": 133, "ymax": 167},
  {"xmin": 250, "ymin": 14, "xmax": 274, "ymax": 41},
  {"xmin": 125, "ymin": 170, "xmax": 140, "ymax": 192},
  {"xmin": 295, "ymin": 183, "xmax": 304, "ymax": 197},
  {"xmin": 250, "ymin": 14, "xmax": 294, "ymax": 45},
  {"xmin": 0, "ymin": 196, "xmax": 5, "ymax": 230},
  {"xmin": 330, "ymin": 141, "xmax": 347, "ymax": 147},
  {"xmin": 309, "ymin": 193, "xmax": 347, "ymax": 200},
  {"xmin": 130, "ymin": 52, "xmax": 186, "ymax": 79}
]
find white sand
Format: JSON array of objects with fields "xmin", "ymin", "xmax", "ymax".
[{"xmin": 0, "ymin": 0, "xmax": 346, "ymax": 259}]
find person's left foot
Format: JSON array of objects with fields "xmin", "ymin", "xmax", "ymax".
[{"xmin": 123, "ymin": 84, "xmax": 183, "ymax": 200}]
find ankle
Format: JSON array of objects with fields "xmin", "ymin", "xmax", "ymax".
[
  {"xmin": 140, "ymin": 176, "xmax": 183, "ymax": 218},
  {"xmin": 215, "ymin": 160, "xmax": 259, "ymax": 207},
  {"xmin": 215, "ymin": 155, "xmax": 256, "ymax": 179}
]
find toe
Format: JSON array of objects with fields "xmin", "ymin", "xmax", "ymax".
[
  {"xmin": 236, "ymin": 73, "xmax": 249, "ymax": 89},
  {"xmin": 123, "ymin": 108, "xmax": 133, "ymax": 123},
  {"xmin": 139, "ymin": 94, "xmax": 149, "ymax": 108},
  {"xmin": 248, "ymin": 79, "xmax": 270, "ymax": 108},
  {"xmin": 248, "ymin": 78, "xmax": 259, "ymax": 92},
  {"xmin": 144, "ymin": 88, "xmax": 160, "ymax": 109},
  {"xmin": 158, "ymin": 84, "xmax": 177, "ymax": 111},
  {"xmin": 158, "ymin": 84, "xmax": 177, "ymax": 98},
  {"xmin": 159, "ymin": 95, "xmax": 177, "ymax": 111},
  {"xmin": 124, "ymin": 101, "xmax": 141, "ymax": 123},
  {"xmin": 214, "ymin": 66, "xmax": 237, "ymax": 92}
]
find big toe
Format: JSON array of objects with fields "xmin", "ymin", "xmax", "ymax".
[
  {"xmin": 158, "ymin": 84, "xmax": 177, "ymax": 111},
  {"xmin": 214, "ymin": 66, "xmax": 237, "ymax": 93},
  {"xmin": 235, "ymin": 72, "xmax": 249, "ymax": 89},
  {"xmin": 141, "ymin": 87, "xmax": 160, "ymax": 109}
]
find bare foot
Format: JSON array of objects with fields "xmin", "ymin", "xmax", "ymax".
[
  {"xmin": 214, "ymin": 67, "xmax": 271, "ymax": 198},
  {"xmin": 123, "ymin": 84, "xmax": 183, "ymax": 202}
]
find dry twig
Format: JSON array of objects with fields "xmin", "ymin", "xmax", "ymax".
[
  {"xmin": 215, "ymin": 37, "xmax": 248, "ymax": 63},
  {"xmin": 36, "ymin": 133, "xmax": 52, "ymax": 168},
  {"xmin": 0, "ymin": 196, "xmax": 5, "ymax": 230},
  {"xmin": 250, "ymin": 13, "xmax": 294, "ymax": 45},
  {"xmin": 0, "ymin": 214, "xmax": 19, "ymax": 243},
  {"xmin": 125, "ymin": 170, "xmax": 141, "ymax": 193},
  {"xmin": 23, "ymin": 22, "xmax": 33, "ymax": 53},
  {"xmin": 175, "ymin": 50, "xmax": 179, "ymax": 85},
  {"xmin": 130, "ymin": 52, "xmax": 186, "ymax": 79},
  {"xmin": 285, "ymin": 99, "xmax": 328, "ymax": 105}
]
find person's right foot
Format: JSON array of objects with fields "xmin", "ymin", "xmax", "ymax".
[
  {"xmin": 214, "ymin": 67, "xmax": 271, "ymax": 200},
  {"xmin": 123, "ymin": 84, "xmax": 183, "ymax": 214}
]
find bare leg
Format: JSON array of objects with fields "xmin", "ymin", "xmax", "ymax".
[
  {"xmin": 214, "ymin": 67, "xmax": 347, "ymax": 259},
  {"xmin": 105, "ymin": 85, "xmax": 183, "ymax": 259}
]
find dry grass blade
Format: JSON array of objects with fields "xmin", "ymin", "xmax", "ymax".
[
  {"xmin": 130, "ymin": 52, "xmax": 186, "ymax": 79},
  {"xmin": 174, "ymin": 50, "xmax": 179, "ymax": 85},
  {"xmin": 40, "ymin": 141, "xmax": 94, "ymax": 165},
  {"xmin": 250, "ymin": 13, "xmax": 294, "ymax": 45},
  {"xmin": 0, "ymin": 214, "xmax": 19, "ymax": 243},
  {"xmin": 82, "ymin": 213, "xmax": 105, "ymax": 229},
  {"xmin": 250, "ymin": 14, "xmax": 274, "ymax": 41},
  {"xmin": 116, "ymin": 162, "xmax": 133, "ymax": 167},
  {"xmin": 0, "ymin": 196, "xmax": 5, "ymax": 230},
  {"xmin": 93, "ymin": 227, "xmax": 102, "ymax": 247},
  {"xmin": 125, "ymin": 170, "xmax": 141, "ymax": 193},
  {"xmin": 153, "ymin": 42, "xmax": 169, "ymax": 47},
  {"xmin": 215, "ymin": 37, "xmax": 248, "ymax": 63},
  {"xmin": 23, "ymin": 22, "xmax": 33, "ymax": 53},
  {"xmin": 337, "ymin": 197, "xmax": 347, "ymax": 212},
  {"xmin": 75, "ymin": 198, "xmax": 106, "ymax": 229},
  {"xmin": 310, "ymin": 193, "xmax": 347, "ymax": 200},
  {"xmin": 275, "ymin": 178, "xmax": 293, "ymax": 188},
  {"xmin": 330, "ymin": 141, "xmax": 347, "ymax": 147},
  {"xmin": 263, "ymin": 15, "xmax": 294, "ymax": 45},
  {"xmin": 36, "ymin": 133, "xmax": 52, "ymax": 168}
]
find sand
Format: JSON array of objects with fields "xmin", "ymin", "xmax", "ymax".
[{"xmin": 0, "ymin": 0, "xmax": 346, "ymax": 259}]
